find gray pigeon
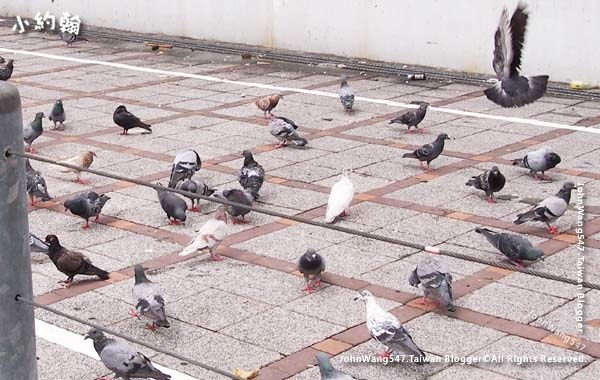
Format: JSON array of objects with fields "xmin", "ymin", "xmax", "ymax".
[
  {"xmin": 355, "ymin": 290, "xmax": 426, "ymax": 363},
  {"xmin": 298, "ymin": 248, "xmax": 325, "ymax": 293},
  {"xmin": 85, "ymin": 328, "xmax": 171, "ymax": 380},
  {"xmin": 48, "ymin": 99, "xmax": 66, "ymax": 131},
  {"xmin": 25, "ymin": 159, "xmax": 51, "ymax": 205},
  {"xmin": 59, "ymin": 32, "xmax": 88, "ymax": 46},
  {"xmin": 238, "ymin": 150, "xmax": 265, "ymax": 200},
  {"xmin": 338, "ymin": 76, "xmax": 355, "ymax": 112},
  {"xmin": 402, "ymin": 133, "xmax": 451, "ymax": 171},
  {"xmin": 316, "ymin": 353, "xmax": 356, "ymax": 380},
  {"xmin": 466, "ymin": 166, "xmax": 506, "ymax": 203},
  {"xmin": 64, "ymin": 191, "xmax": 111, "ymax": 229},
  {"xmin": 269, "ymin": 116, "xmax": 308, "ymax": 148},
  {"xmin": 408, "ymin": 258, "xmax": 455, "ymax": 312},
  {"xmin": 476, "ymin": 227, "xmax": 545, "ymax": 266},
  {"xmin": 514, "ymin": 182, "xmax": 576, "ymax": 234},
  {"xmin": 24, "ymin": 112, "xmax": 44, "ymax": 153},
  {"xmin": 389, "ymin": 102, "xmax": 429, "ymax": 133},
  {"xmin": 156, "ymin": 183, "xmax": 187, "ymax": 225},
  {"xmin": 131, "ymin": 264, "xmax": 170, "ymax": 331},
  {"xmin": 484, "ymin": 3, "xmax": 548, "ymax": 107},
  {"xmin": 0, "ymin": 59, "xmax": 14, "ymax": 81},
  {"xmin": 29, "ymin": 233, "xmax": 49, "ymax": 253},
  {"xmin": 512, "ymin": 146, "xmax": 561, "ymax": 180},
  {"xmin": 214, "ymin": 189, "xmax": 253, "ymax": 224},
  {"xmin": 168, "ymin": 150, "xmax": 201, "ymax": 188},
  {"xmin": 175, "ymin": 178, "xmax": 215, "ymax": 212}
]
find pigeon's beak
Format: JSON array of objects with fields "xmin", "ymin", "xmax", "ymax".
[
  {"xmin": 353, "ymin": 296, "xmax": 361, "ymax": 301},
  {"xmin": 83, "ymin": 335, "xmax": 90, "ymax": 340}
]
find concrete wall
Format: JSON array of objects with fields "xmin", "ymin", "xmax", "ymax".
[{"xmin": 2, "ymin": 0, "xmax": 599, "ymax": 83}]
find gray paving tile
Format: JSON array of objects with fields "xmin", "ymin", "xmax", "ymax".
[
  {"xmin": 284, "ymin": 285, "xmax": 399, "ymax": 327},
  {"xmin": 565, "ymin": 360, "xmax": 600, "ymax": 380},
  {"xmin": 531, "ymin": 299, "xmax": 600, "ymax": 343},
  {"xmin": 406, "ymin": 313, "xmax": 506, "ymax": 356},
  {"xmin": 472, "ymin": 335, "xmax": 591, "ymax": 380},
  {"xmin": 456, "ymin": 282, "xmax": 569, "ymax": 323},
  {"xmin": 37, "ymin": 338, "xmax": 107, "ymax": 380},
  {"xmin": 170, "ymin": 288, "xmax": 273, "ymax": 331},
  {"xmin": 427, "ymin": 365, "xmax": 520, "ymax": 380},
  {"xmin": 221, "ymin": 307, "xmax": 343, "ymax": 354}
]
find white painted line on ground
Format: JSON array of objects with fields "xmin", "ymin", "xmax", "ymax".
[
  {"xmin": 35, "ymin": 319, "xmax": 200, "ymax": 380},
  {"xmin": 1, "ymin": 47, "xmax": 599, "ymax": 135}
]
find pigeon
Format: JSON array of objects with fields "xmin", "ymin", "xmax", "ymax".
[
  {"xmin": 25, "ymin": 159, "xmax": 51, "ymax": 205},
  {"xmin": 338, "ymin": 76, "xmax": 355, "ymax": 112},
  {"xmin": 214, "ymin": 189, "xmax": 253, "ymax": 224},
  {"xmin": 175, "ymin": 178, "xmax": 215, "ymax": 212},
  {"xmin": 298, "ymin": 248, "xmax": 325, "ymax": 293},
  {"xmin": 23, "ymin": 112, "xmax": 44, "ymax": 153},
  {"xmin": 48, "ymin": 99, "xmax": 66, "ymax": 131},
  {"xmin": 59, "ymin": 31, "xmax": 88, "ymax": 46},
  {"xmin": 155, "ymin": 183, "xmax": 187, "ymax": 225},
  {"xmin": 255, "ymin": 94, "xmax": 282, "ymax": 118},
  {"xmin": 167, "ymin": 149, "xmax": 201, "ymax": 188},
  {"xmin": 29, "ymin": 233, "xmax": 49, "ymax": 253},
  {"xmin": 389, "ymin": 102, "xmax": 429, "ymax": 133},
  {"xmin": 113, "ymin": 105, "xmax": 152, "ymax": 135},
  {"xmin": 402, "ymin": 133, "xmax": 451, "ymax": 172},
  {"xmin": 355, "ymin": 290, "xmax": 426, "ymax": 362},
  {"xmin": 63, "ymin": 191, "xmax": 111, "ymax": 229},
  {"xmin": 238, "ymin": 150, "xmax": 265, "ymax": 200},
  {"xmin": 476, "ymin": 227, "xmax": 545, "ymax": 266},
  {"xmin": 59, "ymin": 151, "xmax": 97, "ymax": 184},
  {"xmin": 0, "ymin": 59, "xmax": 14, "ymax": 81},
  {"xmin": 466, "ymin": 166, "xmax": 506, "ymax": 203},
  {"xmin": 484, "ymin": 3, "xmax": 548, "ymax": 107},
  {"xmin": 325, "ymin": 170, "xmax": 354, "ymax": 223},
  {"xmin": 179, "ymin": 207, "xmax": 228, "ymax": 261},
  {"xmin": 408, "ymin": 258, "xmax": 456, "ymax": 311},
  {"xmin": 269, "ymin": 116, "xmax": 308, "ymax": 148},
  {"xmin": 130, "ymin": 264, "xmax": 170, "ymax": 331},
  {"xmin": 514, "ymin": 182, "xmax": 576, "ymax": 234},
  {"xmin": 316, "ymin": 353, "xmax": 356, "ymax": 380},
  {"xmin": 84, "ymin": 328, "xmax": 171, "ymax": 380},
  {"xmin": 512, "ymin": 146, "xmax": 561, "ymax": 180},
  {"xmin": 44, "ymin": 235, "xmax": 109, "ymax": 287}
]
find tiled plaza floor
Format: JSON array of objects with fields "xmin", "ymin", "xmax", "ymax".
[{"xmin": 2, "ymin": 29, "xmax": 600, "ymax": 379}]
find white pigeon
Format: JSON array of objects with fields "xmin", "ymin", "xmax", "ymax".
[
  {"xmin": 179, "ymin": 208, "xmax": 228, "ymax": 260},
  {"xmin": 355, "ymin": 290, "xmax": 426, "ymax": 362},
  {"xmin": 325, "ymin": 169, "xmax": 354, "ymax": 223}
]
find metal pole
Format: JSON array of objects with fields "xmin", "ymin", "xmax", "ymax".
[{"xmin": 0, "ymin": 81, "xmax": 38, "ymax": 380}]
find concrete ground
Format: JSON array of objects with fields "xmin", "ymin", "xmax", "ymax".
[{"xmin": 2, "ymin": 28, "xmax": 600, "ymax": 380}]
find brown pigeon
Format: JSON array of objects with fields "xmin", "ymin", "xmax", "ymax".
[
  {"xmin": 44, "ymin": 235, "xmax": 109, "ymax": 287},
  {"xmin": 255, "ymin": 94, "xmax": 282, "ymax": 118}
]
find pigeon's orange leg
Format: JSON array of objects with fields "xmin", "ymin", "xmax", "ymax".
[
  {"xmin": 129, "ymin": 309, "xmax": 141, "ymax": 319},
  {"xmin": 487, "ymin": 195, "xmax": 497, "ymax": 204},
  {"xmin": 82, "ymin": 220, "xmax": 91, "ymax": 229},
  {"xmin": 378, "ymin": 351, "xmax": 392, "ymax": 359},
  {"xmin": 547, "ymin": 225, "xmax": 559, "ymax": 235},
  {"xmin": 210, "ymin": 252, "xmax": 224, "ymax": 261},
  {"xmin": 146, "ymin": 322, "xmax": 158, "ymax": 332}
]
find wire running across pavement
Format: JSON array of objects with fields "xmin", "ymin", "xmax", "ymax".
[
  {"xmin": 10, "ymin": 150, "xmax": 600, "ymax": 290},
  {"xmin": 15, "ymin": 295, "xmax": 246, "ymax": 380}
]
